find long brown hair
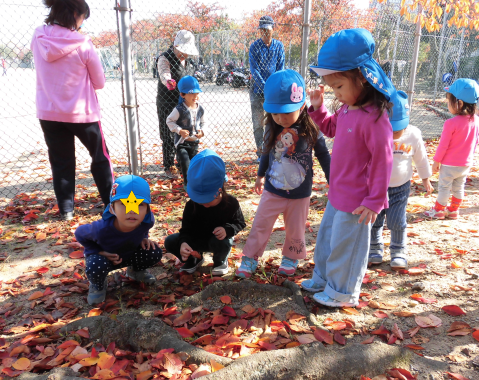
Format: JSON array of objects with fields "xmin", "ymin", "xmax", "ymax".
[
  {"xmin": 262, "ymin": 107, "xmax": 319, "ymax": 154},
  {"xmin": 446, "ymin": 92, "xmax": 476, "ymax": 118},
  {"xmin": 328, "ymin": 68, "xmax": 392, "ymax": 121}
]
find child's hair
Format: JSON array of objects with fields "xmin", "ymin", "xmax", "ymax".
[
  {"xmin": 192, "ymin": 184, "xmax": 230, "ymax": 213},
  {"xmin": 329, "ymin": 68, "xmax": 392, "ymax": 120},
  {"xmin": 446, "ymin": 92, "xmax": 476, "ymax": 118},
  {"xmin": 262, "ymin": 107, "xmax": 318, "ymax": 154},
  {"xmin": 43, "ymin": 0, "xmax": 90, "ymax": 31}
]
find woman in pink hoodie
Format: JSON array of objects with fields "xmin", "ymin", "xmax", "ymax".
[{"xmin": 31, "ymin": 0, "xmax": 113, "ymax": 221}]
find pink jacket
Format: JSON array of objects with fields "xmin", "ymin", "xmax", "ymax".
[
  {"xmin": 31, "ymin": 25, "xmax": 105, "ymax": 123},
  {"xmin": 434, "ymin": 115, "xmax": 479, "ymax": 167}
]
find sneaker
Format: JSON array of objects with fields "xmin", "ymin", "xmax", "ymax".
[
  {"xmin": 235, "ymin": 256, "xmax": 258, "ymax": 278},
  {"xmin": 368, "ymin": 243, "xmax": 384, "ymax": 265},
  {"xmin": 390, "ymin": 255, "xmax": 408, "ymax": 270},
  {"xmin": 61, "ymin": 211, "xmax": 74, "ymax": 221},
  {"xmin": 446, "ymin": 209, "xmax": 459, "ymax": 219},
  {"xmin": 212, "ymin": 261, "xmax": 229, "ymax": 276},
  {"xmin": 87, "ymin": 279, "xmax": 107, "ymax": 306},
  {"xmin": 165, "ymin": 168, "xmax": 179, "ymax": 179},
  {"xmin": 278, "ymin": 257, "xmax": 298, "ymax": 276},
  {"xmin": 126, "ymin": 267, "xmax": 156, "ymax": 285},
  {"xmin": 301, "ymin": 279, "xmax": 324, "ymax": 292},
  {"xmin": 424, "ymin": 207, "xmax": 446, "ymax": 219},
  {"xmin": 313, "ymin": 291, "xmax": 359, "ymax": 308},
  {"xmin": 180, "ymin": 256, "xmax": 204, "ymax": 273}
]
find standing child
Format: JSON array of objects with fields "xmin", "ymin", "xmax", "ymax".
[
  {"xmin": 424, "ymin": 78, "xmax": 479, "ymax": 220},
  {"xmin": 75, "ymin": 175, "xmax": 162, "ymax": 305},
  {"xmin": 166, "ymin": 75, "xmax": 205, "ymax": 189},
  {"xmin": 165, "ymin": 149, "xmax": 246, "ymax": 275},
  {"xmin": 369, "ymin": 91, "xmax": 433, "ymax": 269},
  {"xmin": 235, "ymin": 69, "xmax": 331, "ymax": 278},
  {"xmin": 303, "ymin": 28, "xmax": 395, "ymax": 307}
]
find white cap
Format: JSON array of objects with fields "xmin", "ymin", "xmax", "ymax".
[{"xmin": 174, "ymin": 30, "xmax": 199, "ymax": 56}]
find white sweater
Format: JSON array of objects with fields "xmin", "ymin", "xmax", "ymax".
[{"xmin": 389, "ymin": 125, "xmax": 432, "ymax": 188}]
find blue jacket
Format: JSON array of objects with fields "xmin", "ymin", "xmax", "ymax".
[
  {"xmin": 75, "ymin": 213, "xmax": 154, "ymax": 260},
  {"xmin": 249, "ymin": 38, "xmax": 285, "ymax": 96}
]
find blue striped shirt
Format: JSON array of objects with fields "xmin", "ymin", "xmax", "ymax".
[{"xmin": 249, "ymin": 38, "xmax": 285, "ymax": 95}]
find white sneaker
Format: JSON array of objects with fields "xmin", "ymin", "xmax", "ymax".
[{"xmin": 212, "ymin": 262, "xmax": 229, "ymax": 276}]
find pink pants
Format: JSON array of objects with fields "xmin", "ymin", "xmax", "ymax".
[{"xmin": 243, "ymin": 190, "xmax": 310, "ymax": 261}]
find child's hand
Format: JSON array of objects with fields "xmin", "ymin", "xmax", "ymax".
[
  {"xmin": 255, "ymin": 176, "xmax": 265, "ymax": 195},
  {"xmin": 432, "ymin": 161, "xmax": 440, "ymax": 174},
  {"xmin": 352, "ymin": 206, "xmax": 378, "ymax": 224},
  {"xmin": 307, "ymin": 85, "xmax": 325, "ymax": 110},
  {"xmin": 179, "ymin": 129, "xmax": 189, "ymax": 138},
  {"xmin": 180, "ymin": 242, "xmax": 193, "ymax": 261},
  {"xmin": 141, "ymin": 238, "xmax": 158, "ymax": 250},
  {"xmin": 195, "ymin": 130, "xmax": 204, "ymax": 139},
  {"xmin": 422, "ymin": 178, "xmax": 433, "ymax": 196},
  {"xmin": 213, "ymin": 227, "xmax": 226, "ymax": 240},
  {"xmin": 99, "ymin": 251, "xmax": 122, "ymax": 265}
]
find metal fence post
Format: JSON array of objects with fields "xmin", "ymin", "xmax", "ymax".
[
  {"xmin": 390, "ymin": 14, "xmax": 401, "ymax": 80},
  {"xmin": 118, "ymin": 0, "xmax": 139, "ymax": 175},
  {"xmin": 300, "ymin": 0, "xmax": 312, "ymax": 80},
  {"xmin": 407, "ymin": 6, "xmax": 422, "ymax": 110},
  {"xmin": 454, "ymin": 28, "xmax": 465, "ymax": 80},
  {"xmin": 433, "ymin": 8, "xmax": 448, "ymax": 104}
]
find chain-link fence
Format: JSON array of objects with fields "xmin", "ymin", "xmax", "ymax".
[{"xmin": 1, "ymin": 0, "xmax": 477, "ymax": 202}]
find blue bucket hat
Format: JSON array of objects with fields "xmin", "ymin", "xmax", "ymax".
[
  {"xmin": 103, "ymin": 175, "xmax": 152, "ymax": 222},
  {"xmin": 310, "ymin": 28, "xmax": 396, "ymax": 101},
  {"xmin": 263, "ymin": 69, "xmax": 306, "ymax": 113},
  {"xmin": 187, "ymin": 149, "xmax": 228, "ymax": 204},
  {"xmin": 178, "ymin": 75, "xmax": 202, "ymax": 94},
  {"xmin": 390, "ymin": 91, "xmax": 409, "ymax": 132},
  {"xmin": 445, "ymin": 78, "xmax": 479, "ymax": 104},
  {"xmin": 258, "ymin": 16, "xmax": 275, "ymax": 30}
]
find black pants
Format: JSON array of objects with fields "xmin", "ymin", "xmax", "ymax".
[
  {"xmin": 165, "ymin": 233, "xmax": 232, "ymax": 267},
  {"xmin": 157, "ymin": 104, "xmax": 176, "ymax": 169},
  {"xmin": 176, "ymin": 142, "xmax": 198, "ymax": 185},
  {"xmin": 40, "ymin": 120, "xmax": 113, "ymax": 214},
  {"xmin": 85, "ymin": 247, "xmax": 163, "ymax": 290}
]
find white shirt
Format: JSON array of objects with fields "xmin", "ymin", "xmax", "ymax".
[
  {"xmin": 166, "ymin": 104, "xmax": 206, "ymax": 147},
  {"xmin": 389, "ymin": 125, "xmax": 432, "ymax": 188}
]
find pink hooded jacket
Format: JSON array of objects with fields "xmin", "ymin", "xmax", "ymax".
[{"xmin": 31, "ymin": 24, "xmax": 105, "ymax": 123}]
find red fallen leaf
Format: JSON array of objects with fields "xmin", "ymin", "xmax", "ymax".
[
  {"xmin": 173, "ymin": 309, "xmax": 192, "ymax": 326},
  {"xmin": 415, "ymin": 314, "xmax": 442, "ymax": 328},
  {"xmin": 360, "ymin": 377, "xmax": 373, "ymax": 380},
  {"xmin": 408, "ymin": 267, "xmax": 425, "ymax": 275},
  {"xmin": 57, "ymin": 340, "xmax": 80, "ymax": 349},
  {"xmin": 410, "ymin": 293, "xmax": 437, "ymax": 304},
  {"xmin": 388, "ymin": 368, "xmax": 417, "ymax": 379},
  {"xmin": 136, "ymin": 370, "xmax": 153, "ymax": 380},
  {"xmin": 226, "ymin": 319, "xmax": 248, "ymax": 334},
  {"xmin": 442, "ymin": 305, "xmax": 466, "ymax": 316},
  {"xmin": 216, "ymin": 334, "xmax": 241, "ymax": 347},
  {"xmin": 472, "ymin": 330, "xmax": 479, "ymax": 342},
  {"xmin": 163, "ymin": 352, "xmax": 183, "ymax": 375},
  {"xmin": 69, "ymin": 251, "xmax": 84, "ymax": 259},
  {"xmin": 405, "ymin": 344, "xmax": 425, "ymax": 350},
  {"xmin": 330, "ymin": 321, "xmax": 347, "ymax": 331},
  {"xmin": 88, "ymin": 308, "xmax": 102, "ymax": 317},
  {"xmin": 432, "ymin": 271, "xmax": 447, "ymax": 276},
  {"xmin": 175, "ymin": 327, "xmax": 194, "ymax": 338},
  {"xmin": 221, "ymin": 306, "xmax": 237, "ymax": 317},
  {"xmin": 36, "ymin": 232, "xmax": 47, "ymax": 243},
  {"xmin": 28, "ymin": 291, "xmax": 44, "ymax": 300},
  {"xmin": 76, "ymin": 328, "xmax": 90, "ymax": 338},
  {"xmin": 333, "ymin": 331, "xmax": 346, "ymax": 345},
  {"xmin": 447, "ymin": 321, "xmax": 472, "ymax": 335},
  {"xmin": 190, "ymin": 322, "xmax": 212, "ymax": 334},
  {"xmin": 97, "ymin": 352, "xmax": 115, "ymax": 371},
  {"xmin": 2, "ymin": 368, "xmax": 23, "ymax": 377},
  {"xmin": 190, "ymin": 250, "xmax": 202, "ymax": 259},
  {"xmin": 211, "ymin": 315, "xmax": 229, "ymax": 325},
  {"xmin": 371, "ymin": 325, "xmax": 390, "ymax": 336},
  {"xmin": 361, "ymin": 336, "xmax": 375, "ymax": 344},
  {"xmin": 446, "ymin": 372, "xmax": 470, "ymax": 380},
  {"xmin": 269, "ymin": 321, "xmax": 285, "ymax": 331},
  {"xmin": 258, "ymin": 341, "xmax": 277, "ymax": 350},
  {"xmin": 373, "ymin": 311, "xmax": 388, "ymax": 319},
  {"xmin": 220, "ymin": 295, "xmax": 231, "ymax": 304},
  {"xmin": 192, "ymin": 334, "xmax": 215, "ymax": 345},
  {"xmin": 154, "ymin": 306, "xmax": 178, "ymax": 317},
  {"xmin": 392, "ymin": 323, "xmax": 404, "ymax": 340},
  {"xmin": 387, "ymin": 334, "xmax": 397, "ymax": 345},
  {"xmin": 36, "ymin": 267, "xmax": 49, "ymax": 274},
  {"xmin": 313, "ymin": 328, "xmax": 333, "ymax": 344}
]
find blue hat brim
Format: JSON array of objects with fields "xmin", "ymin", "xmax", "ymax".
[
  {"xmin": 391, "ymin": 118, "xmax": 409, "ymax": 132},
  {"xmin": 263, "ymin": 99, "xmax": 305, "ymax": 114},
  {"xmin": 360, "ymin": 59, "xmax": 396, "ymax": 101},
  {"xmin": 187, "ymin": 174, "xmax": 228, "ymax": 204}
]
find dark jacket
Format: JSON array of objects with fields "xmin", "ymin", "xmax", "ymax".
[{"xmin": 157, "ymin": 47, "xmax": 189, "ymax": 107}]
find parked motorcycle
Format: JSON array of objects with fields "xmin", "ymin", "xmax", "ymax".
[
  {"xmin": 216, "ymin": 68, "xmax": 232, "ymax": 86},
  {"xmin": 231, "ymin": 68, "xmax": 251, "ymax": 88}
]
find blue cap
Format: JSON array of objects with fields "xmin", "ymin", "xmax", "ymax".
[
  {"xmin": 310, "ymin": 28, "xmax": 396, "ymax": 101},
  {"xmin": 263, "ymin": 69, "xmax": 305, "ymax": 113},
  {"xmin": 178, "ymin": 75, "xmax": 202, "ymax": 94},
  {"xmin": 258, "ymin": 16, "xmax": 275, "ymax": 30},
  {"xmin": 390, "ymin": 91, "xmax": 409, "ymax": 132},
  {"xmin": 445, "ymin": 78, "xmax": 479, "ymax": 104},
  {"xmin": 187, "ymin": 149, "xmax": 228, "ymax": 204},
  {"xmin": 102, "ymin": 175, "xmax": 152, "ymax": 221}
]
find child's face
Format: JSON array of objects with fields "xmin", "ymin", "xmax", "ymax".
[
  {"xmin": 446, "ymin": 94, "xmax": 462, "ymax": 115},
  {"xmin": 323, "ymin": 74, "xmax": 364, "ymax": 107},
  {"xmin": 271, "ymin": 107, "xmax": 302, "ymax": 128},
  {"xmin": 181, "ymin": 92, "xmax": 200, "ymax": 108},
  {"xmin": 112, "ymin": 200, "xmax": 148, "ymax": 232},
  {"xmin": 281, "ymin": 132, "xmax": 294, "ymax": 147},
  {"xmin": 198, "ymin": 189, "xmax": 222, "ymax": 208}
]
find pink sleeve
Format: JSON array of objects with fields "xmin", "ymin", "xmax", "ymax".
[
  {"xmin": 307, "ymin": 104, "xmax": 337, "ymax": 138},
  {"xmin": 361, "ymin": 113, "xmax": 393, "ymax": 214},
  {"xmin": 84, "ymin": 40, "xmax": 105, "ymax": 90},
  {"xmin": 433, "ymin": 119, "xmax": 454, "ymax": 163}
]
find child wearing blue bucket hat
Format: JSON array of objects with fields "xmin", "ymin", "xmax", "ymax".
[
  {"xmin": 166, "ymin": 75, "xmax": 205, "ymax": 189},
  {"xmin": 75, "ymin": 175, "xmax": 162, "ymax": 305},
  {"xmin": 164, "ymin": 149, "xmax": 246, "ymax": 275},
  {"xmin": 304, "ymin": 28, "xmax": 395, "ymax": 307},
  {"xmin": 235, "ymin": 69, "xmax": 331, "ymax": 279},
  {"xmin": 369, "ymin": 91, "xmax": 433, "ymax": 270},
  {"xmin": 424, "ymin": 78, "xmax": 479, "ymax": 220}
]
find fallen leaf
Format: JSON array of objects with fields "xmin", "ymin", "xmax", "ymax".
[
  {"xmin": 12, "ymin": 357, "xmax": 30, "ymax": 370},
  {"xmin": 373, "ymin": 311, "xmax": 388, "ymax": 319},
  {"xmin": 88, "ymin": 308, "xmax": 102, "ymax": 317},
  {"xmin": 472, "ymin": 330, "xmax": 479, "ymax": 342},
  {"xmin": 361, "ymin": 336, "xmax": 375, "ymax": 344},
  {"xmin": 173, "ymin": 309, "xmax": 192, "ymax": 326},
  {"xmin": 28, "ymin": 291, "xmax": 44, "ymax": 300},
  {"xmin": 210, "ymin": 359, "xmax": 224, "ymax": 372},
  {"xmin": 408, "ymin": 267, "xmax": 425, "ymax": 275},
  {"xmin": 392, "ymin": 323, "xmax": 404, "ymax": 340},
  {"xmin": 442, "ymin": 305, "xmax": 466, "ymax": 316},
  {"xmin": 296, "ymin": 334, "xmax": 317, "ymax": 344},
  {"xmin": 36, "ymin": 232, "xmax": 47, "ymax": 242},
  {"xmin": 175, "ymin": 327, "xmax": 194, "ymax": 338},
  {"xmin": 446, "ymin": 373, "xmax": 470, "ymax": 380},
  {"xmin": 405, "ymin": 344, "xmax": 425, "ymax": 350},
  {"xmin": 333, "ymin": 331, "xmax": 346, "ymax": 345},
  {"xmin": 380, "ymin": 283, "xmax": 396, "ymax": 291},
  {"xmin": 69, "ymin": 251, "xmax": 84, "ymax": 259},
  {"xmin": 415, "ymin": 314, "xmax": 442, "ymax": 328},
  {"xmin": 313, "ymin": 329, "xmax": 333, "ymax": 344},
  {"xmin": 220, "ymin": 296, "xmax": 231, "ymax": 304}
]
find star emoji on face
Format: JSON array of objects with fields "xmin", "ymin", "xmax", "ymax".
[{"xmin": 120, "ymin": 191, "xmax": 144, "ymax": 214}]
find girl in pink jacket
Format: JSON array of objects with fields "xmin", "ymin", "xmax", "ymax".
[
  {"xmin": 425, "ymin": 78, "xmax": 479, "ymax": 220},
  {"xmin": 31, "ymin": 0, "xmax": 113, "ymax": 221}
]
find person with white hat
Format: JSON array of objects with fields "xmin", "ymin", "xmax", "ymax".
[{"xmin": 156, "ymin": 30, "xmax": 199, "ymax": 179}]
